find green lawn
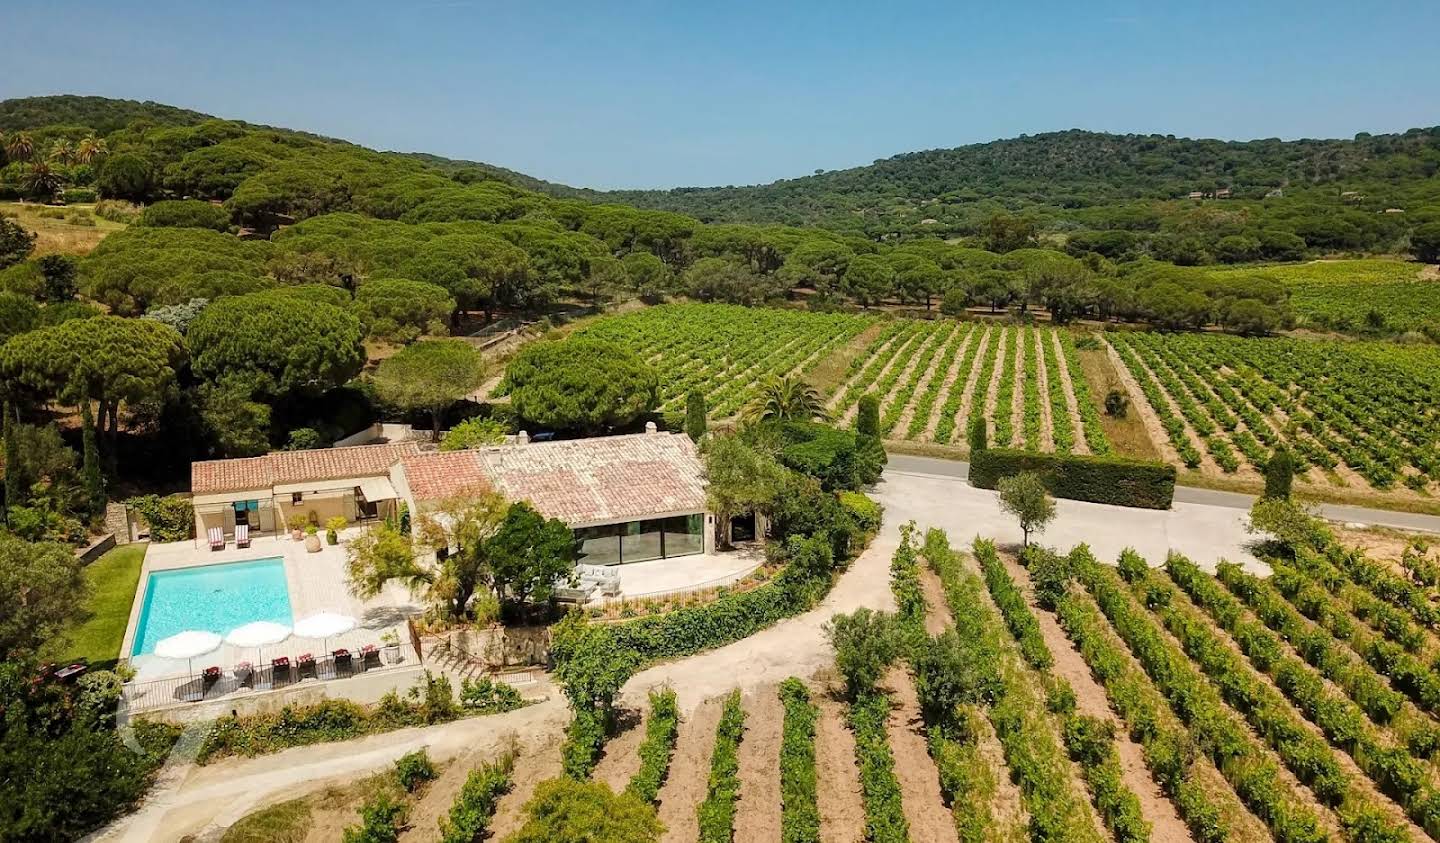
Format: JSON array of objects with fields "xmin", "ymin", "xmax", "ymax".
[{"xmin": 55, "ymin": 543, "xmax": 147, "ymax": 669}]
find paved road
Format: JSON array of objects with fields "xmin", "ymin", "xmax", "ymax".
[{"xmin": 886, "ymin": 453, "xmax": 1440, "ymax": 534}]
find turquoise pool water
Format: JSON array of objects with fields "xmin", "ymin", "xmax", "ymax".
[{"xmin": 132, "ymin": 558, "xmax": 293, "ymax": 656}]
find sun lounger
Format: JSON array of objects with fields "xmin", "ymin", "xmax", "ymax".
[
  {"xmin": 360, "ymin": 644, "xmax": 379, "ymax": 670},
  {"xmin": 208, "ymin": 526, "xmax": 224, "ymax": 551},
  {"xmin": 234, "ymin": 661, "xmax": 254, "ymax": 688},
  {"xmin": 297, "ymin": 653, "xmax": 316, "ymax": 679},
  {"xmin": 235, "ymin": 524, "xmax": 250, "ymax": 548},
  {"xmin": 266, "ymin": 656, "xmax": 291, "ymax": 689}
]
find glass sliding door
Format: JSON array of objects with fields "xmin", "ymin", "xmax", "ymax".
[
  {"xmin": 660, "ymin": 514, "xmax": 704, "ymax": 558},
  {"xmin": 575, "ymin": 524, "xmax": 622, "ymax": 566},
  {"xmin": 574, "ymin": 513, "xmax": 706, "ymax": 564},
  {"xmin": 622, "ymin": 520, "xmax": 664, "ymax": 563}
]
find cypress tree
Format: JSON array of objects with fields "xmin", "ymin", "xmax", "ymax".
[
  {"xmin": 967, "ymin": 414, "xmax": 988, "ymax": 453},
  {"xmin": 82, "ymin": 399, "xmax": 105, "ymax": 518},
  {"xmin": 1264, "ymin": 447, "xmax": 1294, "ymax": 500},
  {"xmin": 856, "ymin": 394, "xmax": 880, "ymax": 439},
  {"xmin": 2, "ymin": 401, "xmax": 18, "ymax": 522},
  {"xmin": 685, "ymin": 390, "xmax": 707, "ymax": 442}
]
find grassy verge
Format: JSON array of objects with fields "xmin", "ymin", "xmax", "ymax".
[
  {"xmin": 56, "ymin": 543, "xmax": 147, "ymax": 669},
  {"xmin": 219, "ymin": 798, "xmax": 312, "ymax": 843},
  {"xmin": 1075, "ymin": 347, "xmax": 1160, "ymax": 461},
  {"xmin": 1177, "ymin": 470, "xmax": 1440, "ymax": 517}
]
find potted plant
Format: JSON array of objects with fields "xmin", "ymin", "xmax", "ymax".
[
  {"xmin": 288, "ymin": 514, "xmax": 308, "ymax": 541},
  {"xmin": 380, "ymin": 629, "xmax": 402, "ymax": 664},
  {"xmin": 325, "ymin": 516, "xmax": 347, "ymax": 545},
  {"xmin": 304, "ymin": 524, "xmax": 322, "ymax": 553}
]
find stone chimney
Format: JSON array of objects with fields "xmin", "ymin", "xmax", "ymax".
[
  {"xmin": 516, "ymin": 430, "xmax": 529, "ymax": 445},
  {"xmin": 645, "ymin": 421, "xmax": 657, "ymax": 434}
]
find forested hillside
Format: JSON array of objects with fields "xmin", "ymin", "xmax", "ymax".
[{"xmin": 606, "ymin": 127, "xmax": 1440, "ymax": 242}]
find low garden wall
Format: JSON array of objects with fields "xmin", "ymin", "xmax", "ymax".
[{"xmin": 969, "ymin": 448, "xmax": 1176, "ymax": 509}]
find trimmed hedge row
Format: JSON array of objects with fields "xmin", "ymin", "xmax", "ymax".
[{"xmin": 969, "ymin": 448, "xmax": 1175, "ymax": 509}]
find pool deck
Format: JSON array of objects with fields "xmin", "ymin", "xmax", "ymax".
[{"xmin": 123, "ymin": 528, "xmax": 423, "ymax": 682}]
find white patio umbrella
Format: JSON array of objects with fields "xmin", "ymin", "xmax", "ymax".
[
  {"xmin": 292, "ymin": 612, "xmax": 357, "ymax": 657},
  {"xmin": 153, "ymin": 630, "xmax": 222, "ymax": 698},
  {"xmin": 225, "ymin": 621, "xmax": 291, "ymax": 670}
]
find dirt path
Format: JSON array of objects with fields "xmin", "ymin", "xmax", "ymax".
[
  {"xmin": 1159, "ymin": 571, "xmax": 1427, "ymax": 840},
  {"xmin": 998, "ymin": 552, "xmax": 1194, "ymax": 842},
  {"xmin": 733, "ymin": 685, "xmax": 784, "ymax": 842},
  {"xmin": 1049, "ymin": 331, "xmax": 1092, "ymax": 455},
  {"xmin": 894, "ymin": 325, "xmax": 963, "ymax": 438},
  {"xmin": 1010, "ymin": 327, "xmax": 1026, "ymax": 449},
  {"xmin": 656, "ymin": 695, "xmax": 725, "ymax": 843},
  {"xmin": 487, "ymin": 732, "xmax": 563, "ymax": 840},
  {"xmin": 919, "ymin": 326, "xmax": 977, "ymax": 441},
  {"xmin": 591, "ymin": 706, "xmax": 649, "ymax": 795},
  {"xmin": 882, "ymin": 666, "xmax": 961, "ymax": 843},
  {"xmin": 814, "ymin": 683, "xmax": 866, "ymax": 843},
  {"xmin": 1033, "ymin": 329, "xmax": 1056, "ymax": 452},
  {"xmin": 983, "ymin": 328, "xmax": 1008, "ymax": 444}
]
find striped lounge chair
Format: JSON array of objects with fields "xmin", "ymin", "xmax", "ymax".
[
  {"xmin": 235, "ymin": 523, "xmax": 250, "ymax": 548},
  {"xmin": 208, "ymin": 526, "xmax": 224, "ymax": 551}
]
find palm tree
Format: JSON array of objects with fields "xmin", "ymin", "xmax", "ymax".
[
  {"xmin": 76, "ymin": 135, "xmax": 107, "ymax": 165},
  {"xmin": 48, "ymin": 139, "xmax": 75, "ymax": 166},
  {"xmin": 23, "ymin": 161, "xmax": 62, "ymax": 201},
  {"xmin": 744, "ymin": 374, "xmax": 829, "ymax": 424},
  {"xmin": 4, "ymin": 132, "xmax": 33, "ymax": 162}
]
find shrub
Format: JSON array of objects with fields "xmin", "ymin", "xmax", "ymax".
[
  {"xmin": 778, "ymin": 678, "xmax": 820, "ymax": 843},
  {"xmin": 970, "ymin": 448, "xmax": 1175, "ymax": 509},
  {"xmin": 457, "ymin": 676, "xmax": 524, "ymax": 713},
  {"xmin": 838, "ymin": 490, "xmax": 882, "ymax": 536},
  {"xmin": 394, "ymin": 749, "xmax": 437, "ymax": 793},
  {"xmin": 440, "ymin": 417, "xmax": 508, "ymax": 451},
  {"xmin": 126, "ymin": 493, "xmax": 195, "ymax": 541},
  {"xmin": 696, "ymin": 690, "xmax": 746, "ymax": 843},
  {"xmin": 626, "ymin": 688, "xmax": 680, "ymax": 805},
  {"xmin": 506, "ymin": 777, "xmax": 662, "ymax": 843},
  {"xmin": 825, "ymin": 608, "xmax": 901, "ymax": 699},
  {"xmin": 62, "ymin": 187, "xmax": 97, "ymax": 203},
  {"xmin": 341, "ymin": 792, "xmax": 407, "ymax": 843},
  {"xmin": 438, "ymin": 754, "xmax": 513, "ymax": 843}
]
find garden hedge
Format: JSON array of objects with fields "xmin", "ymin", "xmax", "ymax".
[{"xmin": 969, "ymin": 448, "xmax": 1175, "ymax": 509}]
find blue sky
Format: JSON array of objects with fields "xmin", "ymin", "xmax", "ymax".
[{"xmin": 2, "ymin": 1, "xmax": 1437, "ymax": 189}]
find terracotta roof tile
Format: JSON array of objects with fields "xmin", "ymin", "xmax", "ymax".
[
  {"xmin": 404, "ymin": 432, "xmax": 706, "ymax": 525},
  {"xmin": 191, "ymin": 442, "xmax": 419, "ymax": 494}
]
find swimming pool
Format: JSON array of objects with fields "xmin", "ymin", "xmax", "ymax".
[{"xmin": 131, "ymin": 558, "xmax": 293, "ymax": 656}]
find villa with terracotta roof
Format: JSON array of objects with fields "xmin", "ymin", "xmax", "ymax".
[
  {"xmin": 191, "ymin": 428, "xmax": 718, "ymax": 563},
  {"xmin": 191, "ymin": 441, "xmax": 421, "ymax": 540}
]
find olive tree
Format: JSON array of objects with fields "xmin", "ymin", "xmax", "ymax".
[
  {"xmin": 504, "ymin": 338, "xmax": 657, "ymax": 434},
  {"xmin": 997, "ymin": 471, "xmax": 1055, "ymax": 547},
  {"xmin": 371, "ymin": 338, "xmax": 487, "ymax": 439}
]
